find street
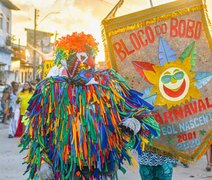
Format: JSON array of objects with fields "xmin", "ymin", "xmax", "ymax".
[{"xmin": 1, "ymin": 124, "xmax": 212, "ymax": 180}]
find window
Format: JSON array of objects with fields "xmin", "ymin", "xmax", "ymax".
[
  {"xmin": 0, "ymin": 13, "xmax": 3, "ymax": 30},
  {"xmin": 25, "ymin": 72, "xmax": 27, "ymax": 81},
  {"xmin": 21, "ymin": 72, "xmax": 24, "ymax": 83},
  {"xmin": 6, "ymin": 17, "xmax": 9, "ymax": 33}
]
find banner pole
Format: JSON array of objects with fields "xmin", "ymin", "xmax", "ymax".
[{"xmin": 104, "ymin": 0, "xmax": 124, "ymax": 19}]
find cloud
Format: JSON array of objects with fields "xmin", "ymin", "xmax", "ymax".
[
  {"xmin": 12, "ymin": 0, "xmax": 57, "ymax": 8},
  {"xmin": 73, "ymin": 0, "xmax": 116, "ymax": 18},
  {"xmin": 10, "ymin": 0, "xmax": 106, "ymax": 59}
]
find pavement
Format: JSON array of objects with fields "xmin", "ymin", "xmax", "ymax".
[{"xmin": 1, "ymin": 123, "xmax": 212, "ymax": 180}]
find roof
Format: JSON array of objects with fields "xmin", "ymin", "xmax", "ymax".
[
  {"xmin": 25, "ymin": 28, "xmax": 54, "ymax": 36},
  {"xmin": 20, "ymin": 60, "xmax": 33, "ymax": 67},
  {"xmin": 12, "ymin": 43, "xmax": 26, "ymax": 50},
  {"xmin": 0, "ymin": 0, "xmax": 20, "ymax": 10},
  {"xmin": 11, "ymin": 59, "xmax": 33, "ymax": 67},
  {"xmin": 0, "ymin": 46, "xmax": 12, "ymax": 54},
  {"xmin": 0, "ymin": 62, "xmax": 6, "ymax": 66}
]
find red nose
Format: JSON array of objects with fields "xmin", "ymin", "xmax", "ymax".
[{"xmin": 87, "ymin": 57, "xmax": 95, "ymax": 67}]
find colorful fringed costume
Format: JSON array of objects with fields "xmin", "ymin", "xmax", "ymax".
[{"xmin": 19, "ymin": 32, "xmax": 160, "ymax": 180}]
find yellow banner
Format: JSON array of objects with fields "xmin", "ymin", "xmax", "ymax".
[
  {"xmin": 102, "ymin": 0, "xmax": 212, "ymax": 163},
  {"xmin": 43, "ymin": 60, "xmax": 54, "ymax": 78}
]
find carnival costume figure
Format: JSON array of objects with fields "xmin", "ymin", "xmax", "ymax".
[{"xmin": 19, "ymin": 32, "xmax": 160, "ymax": 180}]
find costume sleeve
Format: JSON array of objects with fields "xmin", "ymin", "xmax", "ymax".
[
  {"xmin": 95, "ymin": 69, "xmax": 160, "ymax": 149},
  {"xmin": 19, "ymin": 72, "xmax": 160, "ymax": 179}
]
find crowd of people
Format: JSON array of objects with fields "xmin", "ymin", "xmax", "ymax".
[{"xmin": 0, "ymin": 79, "xmax": 39, "ymax": 138}]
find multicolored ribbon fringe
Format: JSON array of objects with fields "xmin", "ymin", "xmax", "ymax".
[{"xmin": 19, "ymin": 69, "xmax": 159, "ymax": 179}]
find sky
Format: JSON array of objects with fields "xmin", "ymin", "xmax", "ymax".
[{"xmin": 10, "ymin": 0, "xmax": 212, "ymax": 61}]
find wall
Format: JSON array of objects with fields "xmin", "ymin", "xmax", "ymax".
[
  {"xmin": 0, "ymin": 2, "xmax": 12, "ymax": 71},
  {"xmin": 11, "ymin": 60, "xmax": 33, "ymax": 83}
]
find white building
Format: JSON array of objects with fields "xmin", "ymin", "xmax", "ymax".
[{"xmin": 0, "ymin": 0, "xmax": 19, "ymax": 84}]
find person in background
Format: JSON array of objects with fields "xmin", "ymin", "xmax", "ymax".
[
  {"xmin": 14, "ymin": 82, "xmax": 34, "ymax": 137},
  {"xmin": 8, "ymin": 81, "xmax": 19, "ymax": 138},
  {"xmin": 1, "ymin": 86, "xmax": 11, "ymax": 124},
  {"xmin": 30, "ymin": 78, "xmax": 40, "ymax": 89},
  {"xmin": 35, "ymin": 78, "xmax": 41, "ymax": 84},
  {"xmin": 173, "ymin": 160, "xmax": 189, "ymax": 168},
  {"xmin": 137, "ymin": 149, "xmax": 177, "ymax": 180},
  {"xmin": 206, "ymin": 145, "xmax": 212, "ymax": 171}
]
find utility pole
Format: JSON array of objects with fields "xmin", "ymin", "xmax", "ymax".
[
  {"xmin": 32, "ymin": 9, "xmax": 59, "ymax": 80},
  {"xmin": 18, "ymin": 38, "xmax": 20, "ymax": 59},
  {"xmin": 33, "ymin": 9, "xmax": 39, "ymax": 80},
  {"xmin": 150, "ymin": 0, "xmax": 153, "ymax": 7},
  {"xmin": 54, "ymin": 31, "xmax": 59, "ymax": 42}
]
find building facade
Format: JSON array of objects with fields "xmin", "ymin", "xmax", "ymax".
[
  {"xmin": 0, "ymin": 0, "xmax": 19, "ymax": 84},
  {"xmin": 25, "ymin": 28, "xmax": 54, "ymax": 79},
  {"xmin": 11, "ymin": 43, "xmax": 33, "ymax": 83}
]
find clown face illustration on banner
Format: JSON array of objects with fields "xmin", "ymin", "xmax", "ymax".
[{"xmin": 133, "ymin": 37, "xmax": 211, "ymax": 109}]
